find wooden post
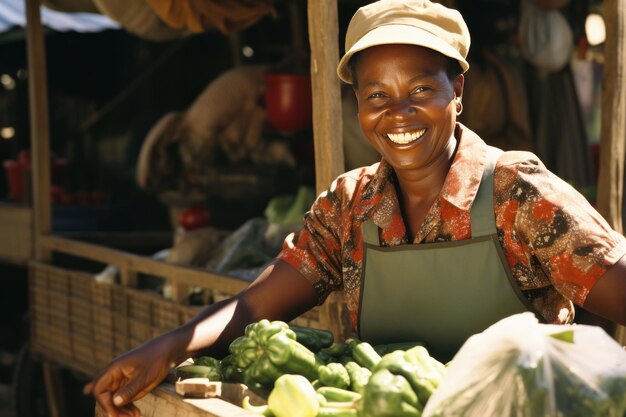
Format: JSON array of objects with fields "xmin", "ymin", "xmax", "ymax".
[
  {"xmin": 25, "ymin": 1, "xmax": 61, "ymax": 415},
  {"xmin": 596, "ymin": 0, "xmax": 626, "ymax": 344},
  {"xmin": 42, "ymin": 362, "xmax": 65, "ymax": 417},
  {"xmin": 289, "ymin": 0, "xmax": 306, "ymax": 55},
  {"xmin": 25, "ymin": 0, "xmax": 52, "ymax": 261},
  {"xmin": 307, "ymin": 0, "xmax": 344, "ymax": 194}
]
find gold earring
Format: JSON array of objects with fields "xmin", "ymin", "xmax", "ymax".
[{"xmin": 456, "ymin": 99, "xmax": 463, "ymax": 116}]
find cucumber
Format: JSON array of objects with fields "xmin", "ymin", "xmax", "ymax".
[{"xmin": 176, "ymin": 365, "xmax": 222, "ymax": 381}]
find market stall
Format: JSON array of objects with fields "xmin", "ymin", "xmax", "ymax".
[{"xmin": 19, "ymin": 0, "xmax": 626, "ymax": 416}]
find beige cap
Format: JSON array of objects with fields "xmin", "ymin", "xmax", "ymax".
[{"xmin": 337, "ymin": 0, "xmax": 471, "ymax": 84}]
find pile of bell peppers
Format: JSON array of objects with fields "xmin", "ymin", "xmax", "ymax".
[{"xmin": 181, "ymin": 320, "xmax": 446, "ymax": 417}]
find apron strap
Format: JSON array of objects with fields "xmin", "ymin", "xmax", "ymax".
[
  {"xmin": 364, "ymin": 145, "xmax": 504, "ymax": 243},
  {"xmin": 470, "ymin": 146, "xmax": 504, "ymax": 237},
  {"xmin": 362, "ymin": 220, "xmax": 380, "ymax": 246}
]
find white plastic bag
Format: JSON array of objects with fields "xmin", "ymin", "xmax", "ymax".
[{"xmin": 422, "ymin": 313, "xmax": 626, "ymax": 417}]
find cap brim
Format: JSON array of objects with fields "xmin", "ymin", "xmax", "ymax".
[{"xmin": 337, "ymin": 24, "xmax": 469, "ymax": 84}]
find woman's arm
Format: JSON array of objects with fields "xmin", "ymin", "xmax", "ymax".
[
  {"xmin": 187, "ymin": 260, "xmax": 319, "ymax": 357},
  {"xmin": 84, "ymin": 260, "xmax": 318, "ymax": 417},
  {"xmin": 583, "ymin": 254, "xmax": 626, "ymax": 326}
]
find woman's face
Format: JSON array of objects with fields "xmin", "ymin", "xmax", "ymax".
[{"xmin": 353, "ymin": 44, "xmax": 463, "ymax": 172}]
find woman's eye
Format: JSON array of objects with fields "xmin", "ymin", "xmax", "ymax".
[
  {"xmin": 411, "ymin": 86, "xmax": 429, "ymax": 94},
  {"xmin": 367, "ymin": 92, "xmax": 386, "ymax": 99}
]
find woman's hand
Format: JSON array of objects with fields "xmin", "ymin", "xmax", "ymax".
[{"xmin": 83, "ymin": 333, "xmax": 180, "ymax": 417}]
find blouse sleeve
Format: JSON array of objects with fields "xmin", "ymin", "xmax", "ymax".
[
  {"xmin": 276, "ymin": 180, "xmax": 346, "ymax": 305},
  {"xmin": 494, "ymin": 151, "xmax": 626, "ymax": 306}
]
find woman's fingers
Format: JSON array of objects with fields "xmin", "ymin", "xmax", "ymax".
[
  {"xmin": 112, "ymin": 377, "xmax": 147, "ymax": 407},
  {"xmin": 86, "ymin": 365, "xmax": 134, "ymax": 417},
  {"xmin": 82, "ymin": 380, "xmax": 94, "ymax": 395},
  {"xmin": 95, "ymin": 390, "xmax": 121, "ymax": 417},
  {"xmin": 118, "ymin": 402, "xmax": 141, "ymax": 417}
]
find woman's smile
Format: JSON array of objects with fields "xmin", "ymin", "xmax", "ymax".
[{"xmin": 386, "ymin": 128, "xmax": 427, "ymax": 145}]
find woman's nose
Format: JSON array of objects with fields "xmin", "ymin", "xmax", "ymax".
[{"xmin": 386, "ymin": 99, "xmax": 417, "ymax": 119}]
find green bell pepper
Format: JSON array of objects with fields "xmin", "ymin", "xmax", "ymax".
[
  {"xmin": 228, "ymin": 319, "xmax": 321, "ymax": 389},
  {"xmin": 264, "ymin": 331, "xmax": 324, "ymax": 381},
  {"xmin": 267, "ymin": 374, "xmax": 320, "ymax": 417},
  {"xmin": 403, "ymin": 345, "xmax": 445, "ymax": 384},
  {"xmin": 242, "ymin": 396, "xmax": 273, "ymax": 416},
  {"xmin": 318, "ymin": 362, "xmax": 351, "ymax": 389},
  {"xmin": 372, "ymin": 346, "xmax": 443, "ymax": 405},
  {"xmin": 243, "ymin": 355, "xmax": 283, "ymax": 388},
  {"xmin": 229, "ymin": 334, "xmax": 261, "ymax": 369},
  {"xmin": 347, "ymin": 338, "xmax": 381, "ymax": 370},
  {"xmin": 344, "ymin": 361, "xmax": 372, "ymax": 394},
  {"xmin": 360, "ymin": 368, "xmax": 422, "ymax": 417},
  {"xmin": 256, "ymin": 320, "xmax": 295, "ymax": 344}
]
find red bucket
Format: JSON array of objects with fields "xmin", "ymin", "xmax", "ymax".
[
  {"xmin": 3, "ymin": 160, "xmax": 24, "ymax": 202},
  {"xmin": 263, "ymin": 72, "xmax": 312, "ymax": 134}
]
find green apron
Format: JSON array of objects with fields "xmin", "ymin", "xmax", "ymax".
[{"xmin": 358, "ymin": 146, "xmax": 539, "ymax": 361}]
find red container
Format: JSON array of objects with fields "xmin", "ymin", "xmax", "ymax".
[
  {"xmin": 52, "ymin": 157, "xmax": 68, "ymax": 186},
  {"xmin": 3, "ymin": 152, "xmax": 68, "ymax": 203},
  {"xmin": 3, "ymin": 160, "xmax": 24, "ymax": 202},
  {"xmin": 263, "ymin": 73, "xmax": 313, "ymax": 134}
]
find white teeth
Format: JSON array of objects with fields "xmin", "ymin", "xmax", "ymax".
[{"xmin": 386, "ymin": 129, "xmax": 426, "ymax": 144}]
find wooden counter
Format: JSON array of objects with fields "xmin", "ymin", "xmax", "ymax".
[{"xmin": 94, "ymin": 383, "xmax": 261, "ymax": 417}]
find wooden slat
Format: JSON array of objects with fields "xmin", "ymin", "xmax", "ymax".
[
  {"xmin": 596, "ymin": 0, "xmax": 626, "ymax": 345},
  {"xmin": 25, "ymin": 0, "xmax": 52, "ymax": 261},
  {"xmin": 39, "ymin": 235, "xmax": 249, "ymax": 294},
  {"xmin": 308, "ymin": 0, "xmax": 344, "ymax": 194}
]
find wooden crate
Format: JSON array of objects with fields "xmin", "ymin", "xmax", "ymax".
[
  {"xmin": 29, "ymin": 260, "xmax": 352, "ymax": 377},
  {"xmin": 29, "ymin": 264, "xmax": 76, "ymax": 372}
]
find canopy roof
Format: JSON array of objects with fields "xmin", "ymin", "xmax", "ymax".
[{"xmin": 0, "ymin": 0, "xmax": 118, "ymax": 34}]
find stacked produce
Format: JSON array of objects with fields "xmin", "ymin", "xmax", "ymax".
[
  {"xmin": 178, "ymin": 319, "xmax": 445, "ymax": 417},
  {"xmin": 178, "ymin": 314, "xmax": 626, "ymax": 416}
]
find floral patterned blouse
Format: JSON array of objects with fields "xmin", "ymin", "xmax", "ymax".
[{"xmin": 277, "ymin": 124, "xmax": 626, "ymax": 328}]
